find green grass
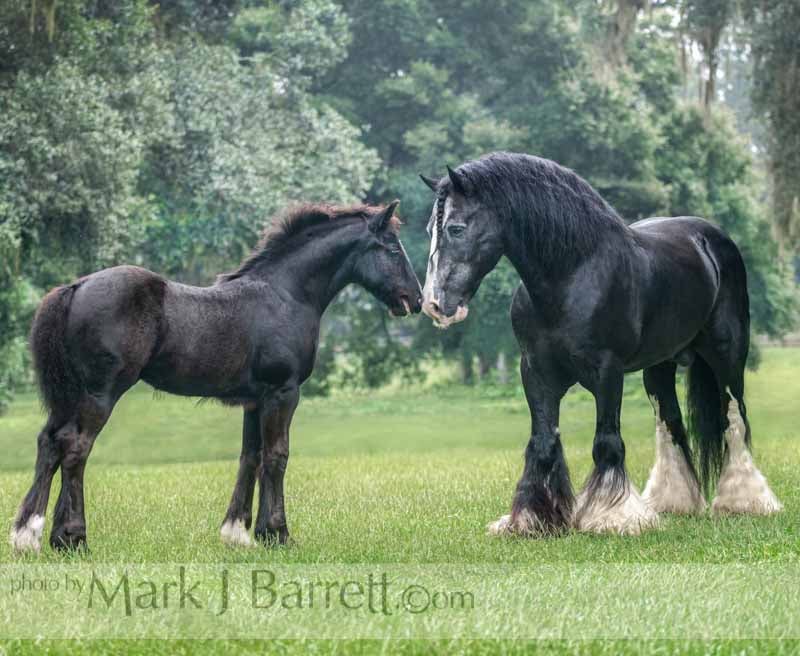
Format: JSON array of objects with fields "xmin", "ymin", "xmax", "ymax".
[{"xmin": 1, "ymin": 348, "xmax": 799, "ymax": 654}]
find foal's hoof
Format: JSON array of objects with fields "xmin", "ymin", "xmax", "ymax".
[
  {"xmin": 256, "ymin": 526, "xmax": 290, "ymax": 547},
  {"xmin": 50, "ymin": 530, "xmax": 88, "ymax": 552},
  {"xmin": 9, "ymin": 514, "xmax": 45, "ymax": 554},
  {"xmin": 220, "ymin": 519, "xmax": 254, "ymax": 547}
]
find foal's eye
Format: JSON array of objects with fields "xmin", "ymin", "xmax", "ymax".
[{"xmin": 447, "ymin": 224, "xmax": 466, "ymax": 238}]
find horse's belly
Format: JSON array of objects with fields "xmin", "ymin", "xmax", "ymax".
[{"xmin": 623, "ymin": 285, "xmax": 715, "ymax": 371}]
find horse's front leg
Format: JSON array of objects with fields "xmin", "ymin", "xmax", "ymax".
[
  {"xmin": 220, "ymin": 407, "xmax": 262, "ymax": 547},
  {"xmin": 488, "ymin": 356, "xmax": 574, "ymax": 536},
  {"xmin": 255, "ymin": 386, "xmax": 299, "ymax": 546},
  {"xmin": 573, "ymin": 358, "xmax": 659, "ymax": 535}
]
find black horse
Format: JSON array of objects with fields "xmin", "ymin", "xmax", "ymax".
[
  {"xmin": 10, "ymin": 202, "xmax": 422, "ymax": 552},
  {"xmin": 420, "ymin": 152, "xmax": 781, "ymax": 536}
]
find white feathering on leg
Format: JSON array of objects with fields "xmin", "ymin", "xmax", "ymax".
[
  {"xmin": 220, "ymin": 518, "xmax": 253, "ymax": 547},
  {"xmin": 643, "ymin": 396, "xmax": 706, "ymax": 514},
  {"xmin": 9, "ymin": 514, "xmax": 45, "ymax": 554},
  {"xmin": 712, "ymin": 390, "xmax": 782, "ymax": 515}
]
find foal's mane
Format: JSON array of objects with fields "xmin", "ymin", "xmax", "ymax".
[
  {"xmin": 218, "ymin": 203, "xmax": 400, "ymax": 283},
  {"xmin": 448, "ymin": 152, "xmax": 631, "ymax": 270}
]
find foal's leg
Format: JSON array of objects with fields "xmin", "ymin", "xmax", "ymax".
[
  {"xmin": 10, "ymin": 418, "xmax": 63, "ymax": 553},
  {"xmin": 49, "ymin": 395, "xmax": 115, "ymax": 550},
  {"xmin": 255, "ymin": 388, "xmax": 299, "ymax": 545},
  {"xmin": 488, "ymin": 357, "xmax": 573, "ymax": 536},
  {"xmin": 573, "ymin": 359, "xmax": 658, "ymax": 535},
  {"xmin": 642, "ymin": 362, "xmax": 706, "ymax": 514},
  {"xmin": 220, "ymin": 407, "xmax": 262, "ymax": 547}
]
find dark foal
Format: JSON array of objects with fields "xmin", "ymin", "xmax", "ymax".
[
  {"xmin": 11, "ymin": 202, "xmax": 422, "ymax": 552},
  {"xmin": 420, "ymin": 153, "xmax": 781, "ymax": 536}
]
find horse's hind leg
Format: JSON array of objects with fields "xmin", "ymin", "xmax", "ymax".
[
  {"xmin": 696, "ymin": 341, "xmax": 782, "ymax": 515},
  {"xmin": 642, "ymin": 362, "xmax": 706, "ymax": 514},
  {"xmin": 10, "ymin": 419, "xmax": 63, "ymax": 553},
  {"xmin": 49, "ymin": 394, "xmax": 116, "ymax": 550}
]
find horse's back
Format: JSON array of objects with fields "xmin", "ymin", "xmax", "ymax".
[
  {"xmin": 510, "ymin": 216, "xmax": 747, "ymax": 372},
  {"xmin": 631, "ymin": 215, "xmax": 746, "ymax": 298}
]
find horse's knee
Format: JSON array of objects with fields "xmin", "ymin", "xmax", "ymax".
[{"xmin": 263, "ymin": 449, "xmax": 288, "ymax": 476}]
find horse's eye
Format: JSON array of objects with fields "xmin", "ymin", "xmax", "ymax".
[
  {"xmin": 388, "ymin": 246, "xmax": 401, "ymax": 256},
  {"xmin": 447, "ymin": 224, "xmax": 466, "ymax": 238}
]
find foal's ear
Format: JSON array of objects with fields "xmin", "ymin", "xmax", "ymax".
[
  {"xmin": 447, "ymin": 165, "xmax": 469, "ymax": 195},
  {"xmin": 419, "ymin": 174, "xmax": 439, "ymax": 192},
  {"xmin": 370, "ymin": 200, "xmax": 400, "ymax": 233}
]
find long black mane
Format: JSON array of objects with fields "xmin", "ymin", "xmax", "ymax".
[
  {"xmin": 218, "ymin": 203, "xmax": 400, "ymax": 283},
  {"xmin": 448, "ymin": 152, "xmax": 631, "ymax": 270}
]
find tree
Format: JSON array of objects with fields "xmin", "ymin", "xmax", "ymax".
[
  {"xmin": 0, "ymin": 0, "xmax": 380, "ymax": 409},
  {"xmin": 742, "ymin": 0, "xmax": 800, "ymax": 248}
]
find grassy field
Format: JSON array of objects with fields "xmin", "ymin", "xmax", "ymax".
[{"xmin": 0, "ymin": 348, "xmax": 798, "ymax": 654}]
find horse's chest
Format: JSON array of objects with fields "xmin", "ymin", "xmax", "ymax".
[{"xmin": 251, "ymin": 330, "xmax": 318, "ymax": 386}]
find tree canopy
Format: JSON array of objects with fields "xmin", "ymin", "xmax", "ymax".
[{"xmin": 0, "ymin": 0, "xmax": 797, "ymax": 409}]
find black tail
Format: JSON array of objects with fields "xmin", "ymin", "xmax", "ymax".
[
  {"xmin": 30, "ymin": 285, "xmax": 83, "ymax": 424},
  {"xmin": 686, "ymin": 355, "xmax": 724, "ymax": 498}
]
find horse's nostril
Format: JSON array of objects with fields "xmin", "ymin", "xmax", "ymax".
[{"xmin": 429, "ymin": 301, "xmax": 440, "ymax": 313}]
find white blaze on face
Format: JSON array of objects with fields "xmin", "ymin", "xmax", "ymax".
[
  {"xmin": 422, "ymin": 195, "xmax": 453, "ymax": 309},
  {"xmin": 711, "ymin": 388, "xmax": 782, "ymax": 515},
  {"xmin": 422, "ymin": 196, "xmax": 470, "ymax": 329}
]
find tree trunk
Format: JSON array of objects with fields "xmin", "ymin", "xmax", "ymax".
[
  {"xmin": 607, "ymin": 0, "xmax": 647, "ymax": 67},
  {"xmin": 496, "ymin": 351, "xmax": 509, "ymax": 384},
  {"xmin": 477, "ymin": 353, "xmax": 492, "ymax": 380},
  {"xmin": 460, "ymin": 351, "xmax": 474, "ymax": 385}
]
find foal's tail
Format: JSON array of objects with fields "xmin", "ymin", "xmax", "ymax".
[
  {"xmin": 30, "ymin": 284, "xmax": 83, "ymax": 424},
  {"xmin": 686, "ymin": 355, "xmax": 725, "ymax": 498}
]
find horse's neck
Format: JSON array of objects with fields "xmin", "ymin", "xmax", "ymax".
[
  {"xmin": 253, "ymin": 226, "xmax": 363, "ymax": 312},
  {"xmin": 503, "ymin": 218, "xmax": 630, "ymax": 299}
]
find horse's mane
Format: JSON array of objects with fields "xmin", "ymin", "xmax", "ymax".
[
  {"xmin": 218, "ymin": 203, "xmax": 401, "ymax": 283},
  {"xmin": 447, "ymin": 152, "xmax": 630, "ymax": 270}
]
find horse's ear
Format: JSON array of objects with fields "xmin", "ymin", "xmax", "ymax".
[
  {"xmin": 370, "ymin": 200, "xmax": 399, "ymax": 233},
  {"xmin": 419, "ymin": 174, "xmax": 439, "ymax": 192},
  {"xmin": 447, "ymin": 165, "xmax": 468, "ymax": 195}
]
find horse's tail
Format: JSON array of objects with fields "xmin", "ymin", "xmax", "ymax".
[
  {"xmin": 686, "ymin": 354, "xmax": 725, "ymax": 498},
  {"xmin": 30, "ymin": 284, "xmax": 83, "ymax": 424}
]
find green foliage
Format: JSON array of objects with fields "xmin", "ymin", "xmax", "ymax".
[
  {"xmin": 0, "ymin": 0, "xmax": 797, "ymax": 407},
  {"xmin": 318, "ymin": 290, "xmax": 424, "ymax": 392},
  {"xmin": 0, "ymin": 0, "xmax": 379, "ymax": 410},
  {"xmin": 655, "ymin": 106, "xmax": 798, "ymax": 338},
  {"xmin": 742, "ymin": 0, "xmax": 800, "ymax": 247}
]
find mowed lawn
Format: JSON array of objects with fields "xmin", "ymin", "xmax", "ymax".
[{"xmin": 0, "ymin": 348, "xmax": 798, "ymax": 655}]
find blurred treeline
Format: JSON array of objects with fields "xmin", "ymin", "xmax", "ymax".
[{"xmin": 1, "ymin": 0, "xmax": 798, "ymax": 409}]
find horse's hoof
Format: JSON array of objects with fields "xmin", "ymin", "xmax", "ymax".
[
  {"xmin": 573, "ymin": 480, "xmax": 659, "ymax": 536},
  {"xmin": 487, "ymin": 510, "xmax": 566, "ymax": 537},
  {"xmin": 256, "ymin": 526, "xmax": 290, "ymax": 547},
  {"xmin": 486, "ymin": 514, "xmax": 512, "ymax": 535},
  {"xmin": 220, "ymin": 518, "xmax": 254, "ymax": 547},
  {"xmin": 9, "ymin": 514, "xmax": 45, "ymax": 554},
  {"xmin": 50, "ymin": 530, "xmax": 88, "ymax": 552}
]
